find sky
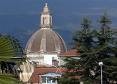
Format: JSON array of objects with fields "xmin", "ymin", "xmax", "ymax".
[{"xmin": 0, "ymin": 0, "xmax": 117, "ymax": 47}]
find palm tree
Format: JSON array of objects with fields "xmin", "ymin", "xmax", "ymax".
[{"xmin": 0, "ymin": 35, "xmax": 23, "ymax": 84}]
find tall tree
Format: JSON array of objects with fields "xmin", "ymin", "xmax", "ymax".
[
  {"xmin": 59, "ymin": 17, "xmax": 92, "ymax": 84},
  {"xmin": 60, "ymin": 14, "xmax": 117, "ymax": 84},
  {"xmin": 73, "ymin": 17, "xmax": 98, "ymax": 83},
  {"xmin": 97, "ymin": 13, "xmax": 117, "ymax": 83},
  {"xmin": 74, "ymin": 14, "xmax": 117, "ymax": 83}
]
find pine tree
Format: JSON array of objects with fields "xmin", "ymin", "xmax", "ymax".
[
  {"xmin": 74, "ymin": 14, "xmax": 117, "ymax": 83},
  {"xmin": 60, "ymin": 14, "xmax": 117, "ymax": 84},
  {"xmin": 97, "ymin": 13, "xmax": 117, "ymax": 83},
  {"xmin": 59, "ymin": 17, "xmax": 93, "ymax": 84},
  {"xmin": 73, "ymin": 17, "xmax": 99, "ymax": 83}
]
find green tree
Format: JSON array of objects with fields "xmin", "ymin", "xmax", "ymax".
[
  {"xmin": 58, "ymin": 58, "xmax": 82, "ymax": 84},
  {"xmin": 97, "ymin": 13, "xmax": 117, "ymax": 83},
  {"xmin": 60, "ymin": 14, "xmax": 117, "ymax": 84},
  {"xmin": 73, "ymin": 17, "xmax": 98, "ymax": 83},
  {"xmin": 0, "ymin": 35, "xmax": 23, "ymax": 84},
  {"xmin": 74, "ymin": 14, "xmax": 117, "ymax": 83},
  {"xmin": 59, "ymin": 17, "xmax": 92, "ymax": 84}
]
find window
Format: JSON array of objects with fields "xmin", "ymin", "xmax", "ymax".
[
  {"xmin": 41, "ymin": 73, "xmax": 61, "ymax": 84},
  {"xmin": 42, "ymin": 76, "xmax": 56, "ymax": 83},
  {"xmin": 42, "ymin": 76, "xmax": 46, "ymax": 83}
]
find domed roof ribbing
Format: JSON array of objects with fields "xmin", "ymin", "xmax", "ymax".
[
  {"xmin": 26, "ymin": 29, "xmax": 66, "ymax": 53},
  {"xmin": 25, "ymin": 3, "xmax": 67, "ymax": 54}
]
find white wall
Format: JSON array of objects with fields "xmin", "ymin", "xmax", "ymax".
[
  {"xmin": 44, "ymin": 54, "xmax": 58, "ymax": 65},
  {"xmin": 27, "ymin": 53, "xmax": 44, "ymax": 65},
  {"xmin": 27, "ymin": 53, "xmax": 59, "ymax": 66}
]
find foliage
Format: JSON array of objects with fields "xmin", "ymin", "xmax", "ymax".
[
  {"xmin": 0, "ymin": 35, "xmax": 23, "ymax": 60},
  {"xmin": 60, "ymin": 14, "xmax": 117, "ymax": 84},
  {"xmin": 58, "ymin": 77, "xmax": 80, "ymax": 84},
  {"xmin": 79, "ymin": 14, "xmax": 116, "ymax": 83},
  {"xmin": 0, "ymin": 74, "xmax": 22, "ymax": 84},
  {"xmin": 60, "ymin": 58, "xmax": 82, "ymax": 83},
  {"xmin": 0, "ymin": 35, "xmax": 24, "ymax": 84}
]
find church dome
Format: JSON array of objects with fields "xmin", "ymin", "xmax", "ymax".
[
  {"xmin": 26, "ymin": 3, "xmax": 67, "ymax": 54},
  {"xmin": 26, "ymin": 28, "xmax": 67, "ymax": 53}
]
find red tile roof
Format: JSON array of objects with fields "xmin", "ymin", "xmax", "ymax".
[
  {"xmin": 28, "ymin": 67, "xmax": 65, "ymax": 83},
  {"xmin": 28, "ymin": 66, "xmax": 82, "ymax": 83},
  {"xmin": 59, "ymin": 49, "xmax": 80, "ymax": 57}
]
